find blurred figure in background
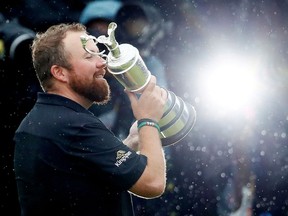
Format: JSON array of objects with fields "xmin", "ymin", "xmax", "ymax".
[
  {"xmin": 0, "ymin": 12, "xmax": 37, "ymax": 215},
  {"xmin": 115, "ymin": 1, "xmax": 169, "ymax": 89},
  {"xmin": 80, "ymin": 0, "xmax": 122, "ymax": 41}
]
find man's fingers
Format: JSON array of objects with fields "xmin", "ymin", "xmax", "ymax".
[
  {"xmin": 125, "ymin": 89, "xmax": 137, "ymax": 106},
  {"xmin": 144, "ymin": 75, "xmax": 157, "ymax": 92}
]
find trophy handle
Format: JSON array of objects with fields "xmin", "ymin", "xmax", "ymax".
[{"xmin": 80, "ymin": 35, "xmax": 107, "ymax": 58}]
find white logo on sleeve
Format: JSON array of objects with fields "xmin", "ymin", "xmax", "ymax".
[{"xmin": 115, "ymin": 150, "xmax": 132, "ymax": 167}]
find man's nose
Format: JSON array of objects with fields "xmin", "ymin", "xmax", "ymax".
[{"xmin": 96, "ymin": 57, "xmax": 107, "ymax": 68}]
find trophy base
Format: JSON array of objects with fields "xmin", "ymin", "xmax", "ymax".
[{"xmin": 160, "ymin": 102, "xmax": 196, "ymax": 147}]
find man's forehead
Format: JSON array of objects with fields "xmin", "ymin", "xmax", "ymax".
[
  {"xmin": 64, "ymin": 31, "xmax": 99, "ymax": 55},
  {"xmin": 64, "ymin": 31, "xmax": 86, "ymax": 43},
  {"xmin": 63, "ymin": 31, "xmax": 87, "ymax": 51}
]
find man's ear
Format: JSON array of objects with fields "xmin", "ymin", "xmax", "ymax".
[{"xmin": 50, "ymin": 65, "xmax": 68, "ymax": 82}]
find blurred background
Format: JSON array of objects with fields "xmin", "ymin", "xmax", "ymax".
[{"xmin": 1, "ymin": 0, "xmax": 287, "ymax": 215}]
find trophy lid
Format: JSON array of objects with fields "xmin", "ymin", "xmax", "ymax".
[{"xmin": 97, "ymin": 22, "xmax": 121, "ymax": 58}]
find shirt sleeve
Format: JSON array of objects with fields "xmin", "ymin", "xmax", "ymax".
[{"xmin": 66, "ymin": 119, "xmax": 147, "ymax": 191}]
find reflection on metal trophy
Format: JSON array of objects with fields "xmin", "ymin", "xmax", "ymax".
[{"xmin": 80, "ymin": 22, "xmax": 196, "ymax": 146}]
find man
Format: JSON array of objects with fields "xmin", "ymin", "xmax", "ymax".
[{"xmin": 13, "ymin": 23, "xmax": 167, "ymax": 216}]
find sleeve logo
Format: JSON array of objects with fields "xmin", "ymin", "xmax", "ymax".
[{"xmin": 115, "ymin": 150, "xmax": 132, "ymax": 167}]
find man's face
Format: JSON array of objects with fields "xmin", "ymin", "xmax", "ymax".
[{"xmin": 63, "ymin": 31, "xmax": 110, "ymax": 104}]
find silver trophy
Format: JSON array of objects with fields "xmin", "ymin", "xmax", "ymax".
[{"xmin": 80, "ymin": 22, "xmax": 196, "ymax": 146}]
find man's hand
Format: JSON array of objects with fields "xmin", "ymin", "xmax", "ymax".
[{"xmin": 125, "ymin": 75, "xmax": 167, "ymax": 122}]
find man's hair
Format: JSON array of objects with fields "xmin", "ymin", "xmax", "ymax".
[{"xmin": 31, "ymin": 23, "xmax": 86, "ymax": 91}]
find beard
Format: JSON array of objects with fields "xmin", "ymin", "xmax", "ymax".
[{"xmin": 69, "ymin": 71, "xmax": 111, "ymax": 105}]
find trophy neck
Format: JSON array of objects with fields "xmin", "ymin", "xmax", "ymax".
[{"xmin": 109, "ymin": 42, "xmax": 121, "ymax": 58}]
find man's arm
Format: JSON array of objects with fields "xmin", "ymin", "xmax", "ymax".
[{"xmin": 125, "ymin": 76, "xmax": 167, "ymax": 199}]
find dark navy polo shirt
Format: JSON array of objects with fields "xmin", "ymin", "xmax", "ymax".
[{"xmin": 14, "ymin": 92, "xmax": 147, "ymax": 216}]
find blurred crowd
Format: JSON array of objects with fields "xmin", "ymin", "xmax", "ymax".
[{"xmin": 1, "ymin": 0, "xmax": 288, "ymax": 215}]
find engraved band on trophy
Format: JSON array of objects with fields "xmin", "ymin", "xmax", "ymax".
[{"xmin": 80, "ymin": 22, "xmax": 196, "ymax": 146}]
